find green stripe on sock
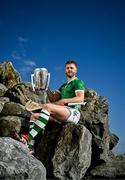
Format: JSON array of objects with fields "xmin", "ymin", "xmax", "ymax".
[
  {"xmin": 38, "ymin": 116, "xmax": 48, "ymax": 124},
  {"xmin": 28, "ymin": 124, "xmax": 42, "ymax": 141},
  {"xmin": 33, "ymin": 124, "xmax": 42, "ymax": 133},
  {"xmin": 42, "ymin": 110, "xmax": 50, "ymax": 116},
  {"xmin": 28, "ymin": 133, "xmax": 33, "ymax": 141},
  {"xmin": 28, "ymin": 111, "xmax": 49, "ymax": 142}
]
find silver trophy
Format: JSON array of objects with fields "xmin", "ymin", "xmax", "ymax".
[
  {"xmin": 31, "ymin": 68, "xmax": 50, "ymax": 103},
  {"xmin": 31, "ymin": 68, "xmax": 50, "ymax": 91}
]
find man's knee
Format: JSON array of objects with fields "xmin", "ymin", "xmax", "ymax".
[
  {"xmin": 30, "ymin": 104, "xmax": 52, "ymax": 120},
  {"xmin": 31, "ymin": 113, "xmax": 40, "ymax": 120}
]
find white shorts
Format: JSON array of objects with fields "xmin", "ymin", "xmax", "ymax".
[{"xmin": 66, "ymin": 107, "xmax": 80, "ymax": 124}]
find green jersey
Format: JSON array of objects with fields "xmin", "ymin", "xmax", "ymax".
[{"xmin": 58, "ymin": 77, "xmax": 85, "ymax": 111}]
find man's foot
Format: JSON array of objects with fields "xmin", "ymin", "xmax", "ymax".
[
  {"xmin": 14, "ymin": 133, "xmax": 29, "ymax": 145},
  {"xmin": 13, "ymin": 133, "xmax": 35, "ymax": 154},
  {"xmin": 20, "ymin": 134, "xmax": 29, "ymax": 146}
]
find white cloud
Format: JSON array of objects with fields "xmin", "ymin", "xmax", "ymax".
[
  {"xmin": 11, "ymin": 36, "xmax": 29, "ymax": 60},
  {"xmin": 18, "ymin": 60, "xmax": 37, "ymax": 75},
  {"xmin": 24, "ymin": 60, "xmax": 37, "ymax": 67},
  {"xmin": 19, "ymin": 60, "xmax": 37, "ymax": 76},
  {"xmin": 17, "ymin": 36, "xmax": 28, "ymax": 43},
  {"xmin": 10, "ymin": 35, "xmax": 37, "ymax": 81},
  {"xmin": 11, "ymin": 51, "xmax": 22, "ymax": 60},
  {"xmin": 20, "ymin": 66, "xmax": 33, "ymax": 73},
  {"xmin": 19, "ymin": 66, "xmax": 33, "ymax": 82},
  {"xmin": 17, "ymin": 36, "xmax": 29, "ymax": 51}
]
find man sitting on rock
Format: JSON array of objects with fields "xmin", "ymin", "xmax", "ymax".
[{"xmin": 20, "ymin": 60, "xmax": 85, "ymax": 153}]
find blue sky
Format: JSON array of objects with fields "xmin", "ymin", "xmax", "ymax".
[{"xmin": 0, "ymin": 0, "xmax": 125, "ymax": 154}]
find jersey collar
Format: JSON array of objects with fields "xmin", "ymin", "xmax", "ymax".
[{"xmin": 67, "ymin": 77, "xmax": 77, "ymax": 84}]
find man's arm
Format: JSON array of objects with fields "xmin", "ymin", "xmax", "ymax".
[
  {"xmin": 55, "ymin": 91, "xmax": 85, "ymax": 106},
  {"xmin": 47, "ymin": 88, "xmax": 60, "ymax": 102}
]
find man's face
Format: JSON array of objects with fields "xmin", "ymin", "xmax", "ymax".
[{"xmin": 65, "ymin": 63, "xmax": 77, "ymax": 78}]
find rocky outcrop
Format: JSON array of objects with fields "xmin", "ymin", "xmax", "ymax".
[
  {"xmin": 0, "ymin": 61, "xmax": 21, "ymax": 88},
  {"xmin": 0, "ymin": 137, "xmax": 46, "ymax": 179},
  {"xmin": 109, "ymin": 133, "xmax": 119, "ymax": 150},
  {"xmin": 86, "ymin": 155, "xmax": 125, "ymax": 179},
  {"xmin": 0, "ymin": 83, "xmax": 8, "ymax": 97},
  {"xmin": 35, "ymin": 123, "xmax": 92, "ymax": 180},
  {"xmin": 0, "ymin": 61, "xmax": 124, "ymax": 179},
  {"xmin": 80, "ymin": 90, "xmax": 111, "ymax": 163}
]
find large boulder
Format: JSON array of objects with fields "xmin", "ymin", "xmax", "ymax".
[
  {"xmin": 0, "ymin": 115, "xmax": 21, "ymax": 136},
  {"xmin": 5, "ymin": 83, "xmax": 30, "ymax": 105},
  {"xmin": 0, "ymin": 83, "xmax": 8, "ymax": 97},
  {"xmin": 86, "ymin": 155, "xmax": 125, "ymax": 179},
  {"xmin": 0, "ymin": 61, "xmax": 49, "ymax": 105},
  {"xmin": 80, "ymin": 89, "xmax": 114, "ymax": 163},
  {"xmin": 0, "ymin": 61, "xmax": 21, "ymax": 88},
  {"xmin": 35, "ymin": 122, "xmax": 92, "ymax": 180},
  {"xmin": 0, "ymin": 101, "xmax": 31, "ymax": 118},
  {"xmin": 0, "ymin": 102, "xmax": 31, "ymax": 136},
  {"xmin": 0, "ymin": 137, "xmax": 46, "ymax": 179},
  {"xmin": 109, "ymin": 133, "xmax": 119, "ymax": 150},
  {"xmin": 0, "ymin": 97, "xmax": 10, "ymax": 113}
]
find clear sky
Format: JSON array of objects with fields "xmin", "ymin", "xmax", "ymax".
[{"xmin": 0, "ymin": 0, "xmax": 125, "ymax": 154}]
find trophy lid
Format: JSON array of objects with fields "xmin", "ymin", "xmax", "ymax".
[{"xmin": 41, "ymin": 67, "xmax": 48, "ymax": 71}]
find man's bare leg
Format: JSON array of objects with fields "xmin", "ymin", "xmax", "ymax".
[
  {"xmin": 40, "ymin": 103, "xmax": 70, "ymax": 121},
  {"xmin": 31, "ymin": 103, "xmax": 70, "ymax": 122},
  {"xmin": 26, "ymin": 103, "xmax": 70, "ymax": 149}
]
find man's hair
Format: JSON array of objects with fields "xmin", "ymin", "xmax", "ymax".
[{"xmin": 65, "ymin": 60, "xmax": 77, "ymax": 67}]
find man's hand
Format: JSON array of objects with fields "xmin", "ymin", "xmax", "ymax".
[{"xmin": 47, "ymin": 88, "xmax": 60, "ymax": 102}]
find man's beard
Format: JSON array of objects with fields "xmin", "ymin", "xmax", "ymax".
[
  {"xmin": 67, "ymin": 74, "xmax": 72, "ymax": 78},
  {"xmin": 66, "ymin": 72, "xmax": 76, "ymax": 78}
]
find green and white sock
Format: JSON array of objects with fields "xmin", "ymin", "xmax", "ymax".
[
  {"xmin": 28, "ymin": 109, "xmax": 50, "ymax": 145},
  {"xmin": 29, "ymin": 120, "xmax": 35, "ymax": 130},
  {"xmin": 29, "ymin": 119, "xmax": 35, "ymax": 146}
]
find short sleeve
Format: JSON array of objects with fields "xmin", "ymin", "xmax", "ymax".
[
  {"xmin": 74, "ymin": 79, "xmax": 85, "ymax": 93},
  {"xmin": 75, "ymin": 80, "xmax": 85, "ymax": 90}
]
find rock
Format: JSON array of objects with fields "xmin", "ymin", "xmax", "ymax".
[
  {"xmin": 35, "ymin": 123, "xmax": 92, "ymax": 180},
  {"xmin": 80, "ymin": 89, "xmax": 112, "ymax": 163},
  {"xmin": 109, "ymin": 133, "xmax": 119, "ymax": 150},
  {"xmin": 0, "ymin": 137, "xmax": 46, "ymax": 180},
  {"xmin": 0, "ymin": 97, "xmax": 10, "ymax": 112},
  {"xmin": 25, "ymin": 88, "xmax": 49, "ymax": 103},
  {"xmin": 5, "ymin": 83, "xmax": 29, "ymax": 105},
  {"xmin": 20, "ymin": 117, "xmax": 30, "ymax": 134},
  {"xmin": 1, "ymin": 101, "xmax": 31, "ymax": 118},
  {"xmin": 0, "ymin": 102, "xmax": 31, "ymax": 136},
  {"xmin": 5, "ymin": 82, "xmax": 48, "ymax": 105},
  {"xmin": 52, "ymin": 123, "xmax": 92, "ymax": 180},
  {"xmin": 86, "ymin": 155, "xmax": 125, "ymax": 179},
  {"xmin": 0, "ymin": 116, "xmax": 21, "ymax": 136},
  {"xmin": 0, "ymin": 83, "xmax": 8, "ymax": 97},
  {"xmin": 0, "ymin": 61, "xmax": 21, "ymax": 88}
]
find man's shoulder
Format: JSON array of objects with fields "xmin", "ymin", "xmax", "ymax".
[
  {"xmin": 73, "ymin": 78, "xmax": 84, "ymax": 84},
  {"xmin": 73, "ymin": 78, "xmax": 85, "ymax": 90}
]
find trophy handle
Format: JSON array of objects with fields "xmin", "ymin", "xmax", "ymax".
[
  {"xmin": 31, "ymin": 74, "xmax": 35, "ymax": 91},
  {"xmin": 45, "ymin": 73, "xmax": 50, "ymax": 91}
]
